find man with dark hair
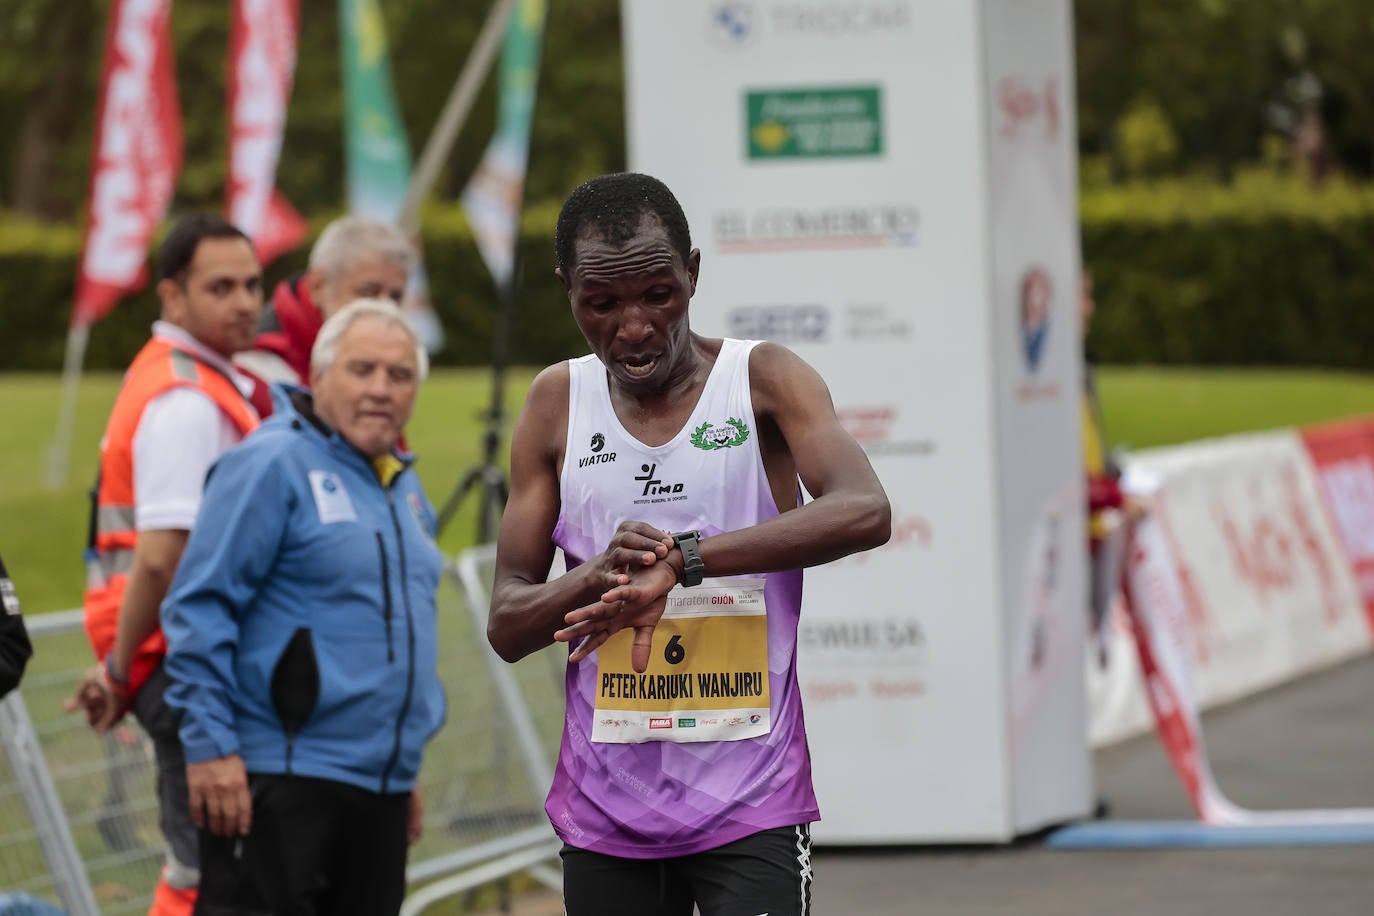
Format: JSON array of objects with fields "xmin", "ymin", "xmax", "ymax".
[
  {"xmin": 553, "ymin": 171, "xmax": 693, "ymax": 274},
  {"xmin": 0, "ymin": 552, "xmax": 32, "ymax": 699},
  {"xmin": 67, "ymin": 213, "xmax": 264, "ymax": 916},
  {"xmin": 489, "ymin": 172, "xmax": 892, "ymax": 915}
]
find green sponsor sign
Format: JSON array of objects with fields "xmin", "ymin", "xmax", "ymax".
[
  {"xmin": 746, "ymin": 86, "xmax": 883, "ymax": 159},
  {"xmin": 677, "ymin": 718, "xmax": 696, "ymax": 728}
]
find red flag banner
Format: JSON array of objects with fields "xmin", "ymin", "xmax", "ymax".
[
  {"xmin": 74, "ymin": 0, "xmax": 183, "ymax": 327},
  {"xmin": 228, "ymin": 0, "xmax": 306, "ymax": 265}
]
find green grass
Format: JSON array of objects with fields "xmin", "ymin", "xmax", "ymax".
[
  {"xmin": 6, "ymin": 364, "xmax": 1374, "ymax": 613},
  {"xmin": 1095, "ymin": 366, "xmax": 1374, "ymax": 451},
  {"xmin": 3, "ymin": 368, "xmax": 539, "ymax": 615}
]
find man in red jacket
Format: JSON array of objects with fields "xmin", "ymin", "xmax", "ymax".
[{"xmin": 235, "ymin": 215, "xmax": 415, "ymax": 417}]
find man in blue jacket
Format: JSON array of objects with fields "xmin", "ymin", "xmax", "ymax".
[{"xmin": 161, "ymin": 299, "xmax": 446, "ymax": 916}]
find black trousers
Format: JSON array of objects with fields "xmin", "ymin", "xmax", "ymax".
[
  {"xmin": 562, "ymin": 823, "xmax": 814, "ymax": 916},
  {"xmin": 194, "ymin": 773, "xmax": 409, "ymax": 916}
]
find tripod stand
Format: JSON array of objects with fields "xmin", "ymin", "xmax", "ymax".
[{"xmin": 435, "ymin": 275, "xmax": 515, "ymax": 542}]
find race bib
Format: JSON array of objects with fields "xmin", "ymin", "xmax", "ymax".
[{"xmin": 592, "ymin": 578, "xmax": 770, "ymax": 744}]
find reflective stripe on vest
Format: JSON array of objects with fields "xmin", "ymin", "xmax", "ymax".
[
  {"xmin": 86, "ymin": 548, "xmax": 135, "ymax": 589},
  {"xmin": 97, "ymin": 504, "xmax": 137, "ymax": 534}
]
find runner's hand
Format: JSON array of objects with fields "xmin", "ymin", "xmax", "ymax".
[
  {"xmin": 187, "ymin": 754, "xmax": 252, "ymax": 837},
  {"xmin": 559, "ymin": 561, "xmax": 678, "ymax": 671},
  {"xmin": 587, "ymin": 521, "xmax": 674, "ymax": 592}
]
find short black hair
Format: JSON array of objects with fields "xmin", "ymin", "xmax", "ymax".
[
  {"xmin": 158, "ymin": 214, "xmax": 253, "ymax": 282},
  {"xmin": 554, "ymin": 172, "xmax": 692, "ymax": 273}
]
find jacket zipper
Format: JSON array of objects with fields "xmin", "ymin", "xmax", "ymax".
[
  {"xmin": 379, "ymin": 491, "xmax": 417, "ymax": 795},
  {"xmin": 375, "ymin": 531, "xmax": 395, "ymax": 663}
]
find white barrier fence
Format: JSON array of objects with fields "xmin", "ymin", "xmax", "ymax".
[
  {"xmin": 1086, "ymin": 428, "xmax": 1374, "ymax": 748},
  {"xmin": 0, "ymin": 551, "xmax": 563, "ymax": 914}
]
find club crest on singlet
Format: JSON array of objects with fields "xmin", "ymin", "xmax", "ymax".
[
  {"xmin": 593, "ymin": 577, "xmax": 771, "ymax": 744},
  {"xmin": 690, "ymin": 417, "xmax": 751, "ymax": 450}
]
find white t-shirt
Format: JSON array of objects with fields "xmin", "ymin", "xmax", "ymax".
[{"xmin": 132, "ymin": 322, "xmax": 258, "ymax": 532}]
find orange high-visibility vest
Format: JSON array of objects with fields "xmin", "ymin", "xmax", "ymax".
[{"xmin": 84, "ymin": 336, "xmax": 259, "ymax": 697}]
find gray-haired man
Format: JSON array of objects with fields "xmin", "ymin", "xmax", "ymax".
[
  {"xmin": 235, "ymin": 216, "xmax": 416, "ymax": 417},
  {"xmin": 165, "ymin": 299, "xmax": 444, "ymax": 915}
]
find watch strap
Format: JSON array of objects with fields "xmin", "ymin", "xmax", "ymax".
[{"xmin": 671, "ymin": 530, "xmax": 705, "ymax": 587}]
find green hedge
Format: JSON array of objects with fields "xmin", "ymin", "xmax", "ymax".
[
  {"xmin": 0, "ymin": 204, "xmax": 585, "ymax": 372},
  {"xmin": 4, "ymin": 173, "xmax": 1374, "ymax": 370},
  {"xmin": 1082, "ymin": 172, "xmax": 1374, "ymax": 367}
]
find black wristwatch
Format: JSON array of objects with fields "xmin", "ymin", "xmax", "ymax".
[{"xmin": 671, "ymin": 530, "xmax": 705, "ymax": 587}]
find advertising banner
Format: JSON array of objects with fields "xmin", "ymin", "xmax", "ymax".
[
  {"xmin": 623, "ymin": 0, "xmax": 1087, "ymax": 841},
  {"xmin": 1088, "ymin": 425, "xmax": 1374, "ymax": 748},
  {"xmin": 1126, "ymin": 432, "xmax": 1368, "ymax": 708},
  {"xmin": 1300, "ymin": 418, "xmax": 1374, "ymax": 636},
  {"xmin": 74, "ymin": 0, "xmax": 182, "ymax": 327},
  {"xmin": 982, "ymin": 0, "xmax": 1090, "ymax": 833},
  {"xmin": 340, "ymin": 0, "xmax": 413, "ymax": 221},
  {"xmin": 228, "ymin": 0, "xmax": 307, "ymax": 265},
  {"xmin": 461, "ymin": 0, "xmax": 548, "ymax": 290},
  {"xmin": 339, "ymin": 0, "xmax": 443, "ymax": 350},
  {"xmin": 1123, "ymin": 510, "xmax": 1374, "ymax": 826}
]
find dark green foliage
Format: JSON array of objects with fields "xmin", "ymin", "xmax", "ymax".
[
  {"xmin": 7, "ymin": 174, "xmax": 1374, "ymax": 371},
  {"xmin": 0, "ymin": 207, "xmax": 586, "ymax": 371},
  {"xmin": 1082, "ymin": 176, "xmax": 1374, "ymax": 367}
]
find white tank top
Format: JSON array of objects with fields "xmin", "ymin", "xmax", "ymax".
[{"xmin": 547, "ymin": 337, "xmax": 818, "ymax": 858}]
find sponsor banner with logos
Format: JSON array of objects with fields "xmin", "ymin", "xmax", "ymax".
[
  {"xmin": 1126, "ymin": 431, "xmax": 1368, "ymax": 708},
  {"xmin": 75, "ymin": 0, "xmax": 182, "ymax": 327},
  {"xmin": 982, "ymin": 0, "xmax": 1090, "ymax": 835},
  {"xmin": 1300, "ymin": 418, "xmax": 1374, "ymax": 636},
  {"xmin": 1118, "ymin": 491, "xmax": 1374, "ymax": 826},
  {"xmin": 1085, "ymin": 427, "xmax": 1374, "ymax": 750},
  {"xmin": 624, "ymin": 0, "xmax": 1086, "ymax": 842},
  {"xmin": 228, "ymin": 0, "xmax": 306, "ymax": 266}
]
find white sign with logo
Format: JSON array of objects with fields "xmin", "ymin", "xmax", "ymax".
[{"xmin": 623, "ymin": 0, "xmax": 1089, "ymax": 842}]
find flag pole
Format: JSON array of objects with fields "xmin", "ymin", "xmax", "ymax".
[
  {"xmin": 399, "ymin": 0, "xmax": 517, "ymax": 234},
  {"xmin": 44, "ymin": 321, "xmax": 91, "ymax": 489}
]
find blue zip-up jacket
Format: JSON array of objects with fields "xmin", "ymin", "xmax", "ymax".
[{"xmin": 163, "ymin": 385, "xmax": 446, "ymax": 794}]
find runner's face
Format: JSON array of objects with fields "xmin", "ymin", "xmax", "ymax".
[
  {"xmin": 319, "ymin": 256, "xmax": 409, "ymax": 318},
  {"xmin": 163, "ymin": 237, "xmax": 264, "ymax": 358},
  {"xmin": 559, "ymin": 218, "xmax": 700, "ymax": 395},
  {"xmin": 312, "ymin": 318, "xmax": 419, "ymax": 458}
]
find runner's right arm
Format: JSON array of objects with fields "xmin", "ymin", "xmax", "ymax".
[{"xmin": 487, "ymin": 365, "xmax": 673, "ymax": 663}]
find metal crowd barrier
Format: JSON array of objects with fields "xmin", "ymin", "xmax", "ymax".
[{"xmin": 0, "ymin": 546, "xmax": 566, "ymax": 914}]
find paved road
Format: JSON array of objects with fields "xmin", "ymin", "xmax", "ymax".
[
  {"xmin": 478, "ymin": 655, "xmax": 1374, "ymax": 915},
  {"xmin": 816, "ymin": 654, "xmax": 1374, "ymax": 915}
]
